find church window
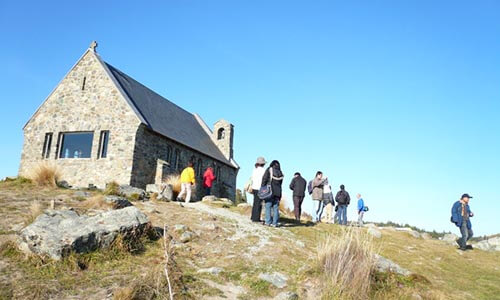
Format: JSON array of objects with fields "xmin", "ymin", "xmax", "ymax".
[
  {"xmin": 41, "ymin": 132, "xmax": 53, "ymax": 159},
  {"xmin": 59, "ymin": 132, "xmax": 94, "ymax": 159},
  {"xmin": 217, "ymin": 128, "xmax": 225, "ymax": 140}
]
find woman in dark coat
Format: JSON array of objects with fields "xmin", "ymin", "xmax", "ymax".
[{"xmin": 261, "ymin": 160, "xmax": 284, "ymax": 227}]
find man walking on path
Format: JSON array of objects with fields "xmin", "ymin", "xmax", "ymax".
[
  {"xmin": 451, "ymin": 194, "xmax": 474, "ymax": 251},
  {"xmin": 357, "ymin": 194, "xmax": 365, "ymax": 226},
  {"xmin": 289, "ymin": 172, "xmax": 307, "ymax": 221},
  {"xmin": 311, "ymin": 172, "xmax": 327, "ymax": 223},
  {"xmin": 335, "ymin": 184, "xmax": 350, "ymax": 225},
  {"xmin": 177, "ymin": 162, "xmax": 196, "ymax": 203}
]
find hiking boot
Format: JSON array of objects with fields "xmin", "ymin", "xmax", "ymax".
[
  {"xmin": 466, "ymin": 245, "xmax": 473, "ymax": 250},
  {"xmin": 458, "ymin": 247, "xmax": 467, "ymax": 251},
  {"xmin": 455, "ymin": 239, "xmax": 461, "ymax": 247}
]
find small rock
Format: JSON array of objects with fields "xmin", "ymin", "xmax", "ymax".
[
  {"xmin": 442, "ymin": 233, "xmax": 459, "ymax": 244},
  {"xmin": 368, "ymin": 227, "xmax": 382, "ymax": 238},
  {"xmin": 180, "ymin": 231, "xmax": 195, "ymax": 243},
  {"xmin": 295, "ymin": 240, "xmax": 305, "ymax": 248},
  {"xmin": 146, "ymin": 184, "xmax": 161, "ymax": 194},
  {"xmin": 202, "ymin": 195, "xmax": 217, "ymax": 203},
  {"xmin": 421, "ymin": 233, "xmax": 432, "ymax": 240},
  {"xmin": 374, "ymin": 254, "xmax": 411, "ymax": 276},
  {"xmin": 197, "ymin": 267, "xmax": 223, "ymax": 275},
  {"xmin": 258, "ymin": 272, "xmax": 288, "ymax": 289},
  {"xmin": 57, "ymin": 180, "xmax": 70, "ymax": 189},
  {"xmin": 104, "ymin": 195, "xmax": 133, "ymax": 209},
  {"xmin": 408, "ymin": 230, "xmax": 421, "ymax": 239},
  {"xmin": 174, "ymin": 224, "xmax": 188, "ymax": 234},
  {"xmin": 274, "ymin": 291, "xmax": 299, "ymax": 300},
  {"xmin": 160, "ymin": 185, "xmax": 174, "ymax": 201},
  {"xmin": 74, "ymin": 191, "xmax": 90, "ymax": 198},
  {"xmin": 412, "ymin": 293, "xmax": 423, "ymax": 300}
]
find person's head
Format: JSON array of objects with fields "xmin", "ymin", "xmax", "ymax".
[
  {"xmin": 294, "ymin": 172, "xmax": 301, "ymax": 177},
  {"xmin": 255, "ymin": 157, "xmax": 266, "ymax": 167},
  {"xmin": 207, "ymin": 166, "xmax": 213, "ymax": 172},
  {"xmin": 315, "ymin": 171, "xmax": 323, "ymax": 179},
  {"xmin": 270, "ymin": 160, "xmax": 280, "ymax": 169},
  {"xmin": 461, "ymin": 193, "xmax": 473, "ymax": 203},
  {"xmin": 188, "ymin": 161, "xmax": 193, "ymax": 168},
  {"xmin": 357, "ymin": 193, "xmax": 361, "ymax": 199},
  {"xmin": 340, "ymin": 184, "xmax": 345, "ymax": 190}
]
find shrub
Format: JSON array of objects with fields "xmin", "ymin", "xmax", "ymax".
[
  {"xmin": 80, "ymin": 195, "xmax": 112, "ymax": 210},
  {"xmin": 27, "ymin": 162, "xmax": 61, "ymax": 187},
  {"xmin": 128, "ymin": 193, "xmax": 140, "ymax": 202},
  {"xmin": 317, "ymin": 228, "xmax": 376, "ymax": 299},
  {"xmin": 104, "ymin": 181, "xmax": 120, "ymax": 196}
]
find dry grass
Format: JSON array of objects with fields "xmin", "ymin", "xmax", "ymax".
[
  {"xmin": 23, "ymin": 200, "xmax": 44, "ymax": 225},
  {"xmin": 112, "ymin": 286, "xmax": 135, "ymax": 300},
  {"xmin": 104, "ymin": 181, "xmax": 120, "ymax": 196},
  {"xmin": 163, "ymin": 174, "xmax": 181, "ymax": 194},
  {"xmin": 27, "ymin": 162, "xmax": 61, "ymax": 187},
  {"xmin": 317, "ymin": 228, "xmax": 376, "ymax": 299},
  {"xmin": 80, "ymin": 195, "xmax": 112, "ymax": 210}
]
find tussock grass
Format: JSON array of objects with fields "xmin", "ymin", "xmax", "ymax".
[
  {"xmin": 80, "ymin": 195, "xmax": 112, "ymax": 210},
  {"xmin": 27, "ymin": 162, "xmax": 61, "ymax": 187},
  {"xmin": 104, "ymin": 181, "xmax": 120, "ymax": 196},
  {"xmin": 317, "ymin": 228, "xmax": 376, "ymax": 299},
  {"xmin": 23, "ymin": 200, "xmax": 44, "ymax": 225},
  {"xmin": 163, "ymin": 174, "xmax": 181, "ymax": 194}
]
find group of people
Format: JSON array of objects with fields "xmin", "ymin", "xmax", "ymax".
[
  {"xmin": 247, "ymin": 157, "xmax": 368, "ymax": 227},
  {"xmin": 176, "ymin": 162, "xmax": 217, "ymax": 203}
]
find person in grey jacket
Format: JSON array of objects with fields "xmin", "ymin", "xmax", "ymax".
[
  {"xmin": 289, "ymin": 172, "xmax": 306, "ymax": 221},
  {"xmin": 311, "ymin": 171, "xmax": 327, "ymax": 223}
]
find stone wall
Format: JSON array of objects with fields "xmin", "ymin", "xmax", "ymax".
[
  {"xmin": 131, "ymin": 124, "xmax": 238, "ymax": 200},
  {"xmin": 19, "ymin": 50, "xmax": 140, "ymax": 188}
]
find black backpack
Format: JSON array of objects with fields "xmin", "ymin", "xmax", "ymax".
[{"xmin": 336, "ymin": 191, "xmax": 348, "ymax": 204}]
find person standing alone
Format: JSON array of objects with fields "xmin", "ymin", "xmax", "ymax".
[
  {"xmin": 261, "ymin": 160, "xmax": 284, "ymax": 227},
  {"xmin": 335, "ymin": 184, "xmax": 350, "ymax": 225},
  {"xmin": 250, "ymin": 157, "xmax": 267, "ymax": 222},
  {"xmin": 451, "ymin": 194, "xmax": 474, "ymax": 251},
  {"xmin": 177, "ymin": 162, "xmax": 196, "ymax": 203},
  {"xmin": 289, "ymin": 172, "xmax": 307, "ymax": 221},
  {"xmin": 203, "ymin": 167, "xmax": 216, "ymax": 196},
  {"xmin": 357, "ymin": 194, "xmax": 365, "ymax": 226}
]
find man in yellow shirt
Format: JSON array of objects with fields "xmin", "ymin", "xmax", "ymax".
[{"xmin": 177, "ymin": 162, "xmax": 196, "ymax": 203}]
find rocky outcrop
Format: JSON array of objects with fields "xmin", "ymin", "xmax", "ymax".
[
  {"xmin": 474, "ymin": 237, "xmax": 500, "ymax": 252},
  {"xmin": 104, "ymin": 195, "xmax": 133, "ymax": 209},
  {"xmin": 146, "ymin": 184, "xmax": 173, "ymax": 201},
  {"xmin": 374, "ymin": 254, "xmax": 411, "ymax": 276},
  {"xmin": 258, "ymin": 272, "xmax": 288, "ymax": 289},
  {"xmin": 118, "ymin": 185, "xmax": 146, "ymax": 200},
  {"xmin": 442, "ymin": 233, "xmax": 459, "ymax": 244},
  {"xmin": 18, "ymin": 207, "xmax": 150, "ymax": 260}
]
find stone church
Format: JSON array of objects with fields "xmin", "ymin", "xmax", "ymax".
[{"xmin": 19, "ymin": 41, "xmax": 239, "ymax": 199}]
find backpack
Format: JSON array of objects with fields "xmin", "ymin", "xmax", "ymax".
[
  {"xmin": 336, "ymin": 191, "xmax": 348, "ymax": 204},
  {"xmin": 307, "ymin": 180, "xmax": 313, "ymax": 195}
]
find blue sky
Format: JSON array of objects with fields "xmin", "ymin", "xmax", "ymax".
[{"xmin": 1, "ymin": 1, "xmax": 499, "ymax": 236}]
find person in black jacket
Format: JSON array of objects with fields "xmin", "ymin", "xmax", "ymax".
[
  {"xmin": 335, "ymin": 184, "xmax": 350, "ymax": 225},
  {"xmin": 261, "ymin": 160, "xmax": 284, "ymax": 227},
  {"xmin": 289, "ymin": 172, "xmax": 306, "ymax": 221}
]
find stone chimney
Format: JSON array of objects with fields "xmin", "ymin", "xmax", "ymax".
[{"xmin": 213, "ymin": 119, "xmax": 234, "ymax": 160}]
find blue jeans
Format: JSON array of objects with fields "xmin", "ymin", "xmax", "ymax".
[
  {"xmin": 265, "ymin": 197, "xmax": 279, "ymax": 226},
  {"xmin": 459, "ymin": 222, "xmax": 473, "ymax": 249},
  {"xmin": 314, "ymin": 200, "xmax": 325, "ymax": 222},
  {"xmin": 338, "ymin": 205, "xmax": 347, "ymax": 225}
]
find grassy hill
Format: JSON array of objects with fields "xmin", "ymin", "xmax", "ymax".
[{"xmin": 0, "ymin": 179, "xmax": 499, "ymax": 299}]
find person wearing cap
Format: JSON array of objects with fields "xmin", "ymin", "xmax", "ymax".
[
  {"xmin": 289, "ymin": 172, "xmax": 307, "ymax": 221},
  {"xmin": 451, "ymin": 194, "xmax": 474, "ymax": 251},
  {"xmin": 250, "ymin": 157, "xmax": 267, "ymax": 222}
]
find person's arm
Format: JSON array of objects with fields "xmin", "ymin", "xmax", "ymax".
[
  {"xmin": 190, "ymin": 168, "xmax": 196, "ymax": 184},
  {"xmin": 451, "ymin": 202, "xmax": 459, "ymax": 223},
  {"xmin": 289, "ymin": 178, "xmax": 295, "ymax": 191},
  {"xmin": 347, "ymin": 193, "xmax": 351, "ymax": 205},
  {"xmin": 261, "ymin": 169, "xmax": 270, "ymax": 187}
]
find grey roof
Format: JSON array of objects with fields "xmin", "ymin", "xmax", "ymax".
[{"xmin": 105, "ymin": 62, "xmax": 234, "ymax": 168}]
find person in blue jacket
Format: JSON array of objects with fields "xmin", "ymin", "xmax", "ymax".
[
  {"xmin": 451, "ymin": 193, "xmax": 474, "ymax": 251},
  {"xmin": 357, "ymin": 194, "xmax": 365, "ymax": 227}
]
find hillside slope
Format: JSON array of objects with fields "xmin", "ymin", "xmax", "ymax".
[{"xmin": 0, "ymin": 180, "xmax": 499, "ymax": 299}]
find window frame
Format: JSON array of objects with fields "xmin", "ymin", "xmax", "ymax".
[
  {"xmin": 97, "ymin": 130, "xmax": 110, "ymax": 159},
  {"xmin": 58, "ymin": 131, "xmax": 94, "ymax": 159},
  {"xmin": 41, "ymin": 132, "xmax": 53, "ymax": 159}
]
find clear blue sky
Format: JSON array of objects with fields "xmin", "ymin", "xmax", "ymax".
[{"xmin": 1, "ymin": 1, "xmax": 499, "ymax": 236}]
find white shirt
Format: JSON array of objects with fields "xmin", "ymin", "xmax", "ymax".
[{"xmin": 251, "ymin": 166, "xmax": 266, "ymax": 190}]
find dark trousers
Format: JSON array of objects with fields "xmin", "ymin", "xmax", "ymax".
[
  {"xmin": 459, "ymin": 222, "xmax": 473, "ymax": 249},
  {"xmin": 293, "ymin": 196, "xmax": 304, "ymax": 220},
  {"xmin": 205, "ymin": 187, "xmax": 211, "ymax": 196},
  {"xmin": 251, "ymin": 190, "xmax": 262, "ymax": 222}
]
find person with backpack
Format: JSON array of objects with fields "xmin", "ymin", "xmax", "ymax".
[
  {"xmin": 250, "ymin": 157, "xmax": 267, "ymax": 222},
  {"xmin": 311, "ymin": 171, "xmax": 327, "ymax": 223},
  {"xmin": 451, "ymin": 194, "xmax": 474, "ymax": 251},
  {"xmin": 335, "ymin": 184, "xmax": 350, "ymax": 225},
  {"xmin": 177, "ymin": 162, "xmax": 196, "ymax": 203},
  {"xmin": 261, "ymin": 160, "xmax": 284, "ymax": 227},
  {"xmin": 202, "ymin": 167, "xmax": 216, "ymax": 196},
  {"xmin": 357, "ymin": 194, "xmax": 365, "ymax": 226},
  {"xmin": 289, "ymin": 172, "xmax": 307, "ymax": 221}
]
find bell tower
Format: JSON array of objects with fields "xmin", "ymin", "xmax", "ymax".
[{"xmin": 213, "ymin": 119, "xmax": 234, "ymax": 160}]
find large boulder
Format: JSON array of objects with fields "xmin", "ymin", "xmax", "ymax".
[
  {"xmin": 258, "ymin": 272, "xmax": 288, "ymax": 289},
  {"xmin": 442, "ymin": 233, "xmax": 459, "ymax": 244},
  {"xmin": 474, "ymin": 237, "xmax": 500, "ymax": 252},
  {"xmin": 18, "ymin": 207, "xmax": 150, "ymax": 260},
  {"xmin": 118, "ymin": 185, "xmax": 146, "ymax": 200},
  {"xmin": 104, "ymin": 195, "xmax": 133, "ymax": 209}
]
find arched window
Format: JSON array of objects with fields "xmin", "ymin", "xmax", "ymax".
[
  {"xmin": 216, "ymin": 166, "xmax": 221, "ymax": 183},
  {"xmin": 173, "ymin": 149, "xmax": 180, "ymax": 170},
  {"xmin": 166, "ymin": 146, "xmax": 172, "ymax": 164},
  {"xmin": 217, "ymin": 128, "xmax": 225, "ymax": 140}
]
